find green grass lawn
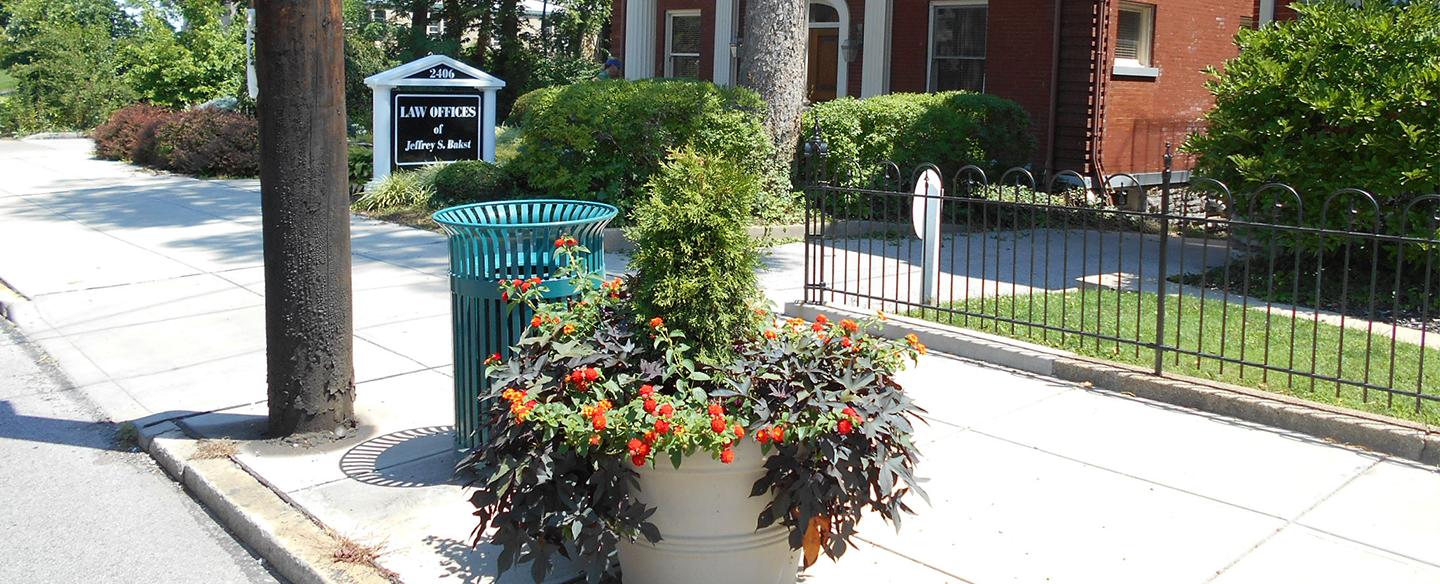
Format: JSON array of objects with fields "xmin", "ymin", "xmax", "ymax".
[
  {"xmin": 912, "ymin": 290, "xmax": 1440, "ymax": 425},
  {"xmin": 0, "ymin": 69, "xmax": 15, "ymax": 93}
]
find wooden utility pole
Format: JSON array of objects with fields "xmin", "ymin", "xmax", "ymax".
[{"xmin": 255, "ymin": 0, "xmax": 356, "ymax": 436}]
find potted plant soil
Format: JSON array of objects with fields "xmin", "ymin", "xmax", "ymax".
[{"xmin": 459, "ymin": 152, "xmax": 929, "ymax": 584}]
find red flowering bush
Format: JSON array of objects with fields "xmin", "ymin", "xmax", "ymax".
[{"xmin": 460, "ymin": 241, "xmax": 928, "ymax": 582}]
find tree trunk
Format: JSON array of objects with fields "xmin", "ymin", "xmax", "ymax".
[
  {"xmin": 408, "ymin": 0, "xmax": 430, "ymax": 57},
  {"xmin": 255, "ymin": 0, "xmax": 356, "ymax": 437},
  {"xmin": 737, "ymin": 0, "xmax": 808, "ymax": 155},
  {"xmin": 473, "ymin": 1, "xmax": 494, "ymax": 66},
  {"xmin": 443, "ymin": 0, "xmax": 465, "ymax": 46}
]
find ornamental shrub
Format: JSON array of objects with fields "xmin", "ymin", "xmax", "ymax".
[
  {"xmin": 152, "ymin": 108, "xmax": 259, "ymax": 177},
  {"xmin": 347, "ymin": 145, "xmax": 373, "ymax": 195},
  {"xmin": 91, "ymin": 103, "xmax": 174, "ymax": 164},
  {"xmin": 352, "ymin": 165, "xmax": 441, "ymax": 211},
  {"xmin": 509, "ymin": 78, "xmax": 777, "ymax": 219},
  {"xmin": 626, "ymin": 151, "xmax": 763, "ymax": 358},
  {"xmin": 1184, "ymin": 0, "xmax": 1440, "ymax": 241},
  {"xmin": 431, "ymin": 159, "xmax": 516, "ymax": 206},
  {"xmin": 801, "ymin": 91, "xmax": 1035, "ymax": 187}
]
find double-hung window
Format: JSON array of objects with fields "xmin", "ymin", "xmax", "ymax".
[
  {"xmin": 1114, "ymin": 2, "xmax": 1158, "ymax": 76},
  {"xmin": 666, "ymin": 11, "xmax": 702, "ymax": 79},
  {"xmin": 928, "ymin": 1, "xmax": 987, "ymax": 93}
]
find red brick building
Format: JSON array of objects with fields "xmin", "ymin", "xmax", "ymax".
[{"xmin": 610, "ymin": 0, "xmax": 1264, "ymax": 183}]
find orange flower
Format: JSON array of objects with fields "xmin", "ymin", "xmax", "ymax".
[
  {"xmin": 649, "ymin": 317, "xmax": 664, "ymax": 328},
  {"xmin": 755, "ymin": 428, "xmax": 771, "ymax": 443},
  {"xmin": 710, "ymin": 417, "xmax": 727, "ymax": 433},
  {"xmin": 815, "ymin": 314, "xmax": 829, "ymax": 324},
  {"xmin": 708, "ymin": 404, "xmax": 724, "ymax": 416},
  {"xmin": 590, "ymin": 435, "xmax": 602, "ymax": 446},
  {"xmin": 811, "ymin": 322, "xmax": 825, "ymax": 332},
  {"xmin": 719, "ymin": 448, "xmax": 735, "ymax": 464},
  {"xmin": 839, "ymin": 319, "xmax": 859, "ymax": 333},
  {"xmin": 733, "ymin": 425, "xmax": 745, "ymax": 439},
  {"xmin": 764, "ymin": 330, "xmax": 777, "ymax": 339},
  {"xmin": 562, "ymin": 323, "xmax": 575, "ymax": 335},
  {"xmin": 531, "ymin": 316, "xmax": 543, "ymax": 328}
]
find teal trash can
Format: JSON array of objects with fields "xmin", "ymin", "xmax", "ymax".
[{"xmin": 432, "ymin": 200, "xmax": 618, "ymax": 450}]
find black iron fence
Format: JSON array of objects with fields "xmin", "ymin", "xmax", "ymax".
[{"xmin": 800, "ymin": 133, "xmax": 1440, "ymax": 423}]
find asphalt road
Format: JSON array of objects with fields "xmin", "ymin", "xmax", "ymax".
[{"xmin": 0, "ymin": 318, "xmax": 284, "ymax": 584}]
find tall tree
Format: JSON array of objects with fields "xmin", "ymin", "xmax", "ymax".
[
  {"xmin": 255, "ymin": 0, "xmax": 356, "ymax": 436},
  {"xmin": 737, "ymin": 0, "xmax": 807, "ymax": 154}
]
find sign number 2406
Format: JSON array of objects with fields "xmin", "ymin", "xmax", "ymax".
[{"xmin": 427, "ymin": 67, "xmax": 456, "ymax": 79}]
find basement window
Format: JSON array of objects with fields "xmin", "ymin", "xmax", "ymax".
[{"xmin": 1114, "ymin": 2, "xmax": 1159, "ymax": 78}]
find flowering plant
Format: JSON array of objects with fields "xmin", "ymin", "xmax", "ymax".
[{"xmin": 460, "ymin": 241, "xmax": 929, "ymax": 582}]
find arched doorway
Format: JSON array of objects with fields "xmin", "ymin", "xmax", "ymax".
[{"xmin": 806, "ymin": 0, "xmax": 849, "ymax": 102}]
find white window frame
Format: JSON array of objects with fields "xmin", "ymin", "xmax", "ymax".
[
  {"xmin": 926, "ymin": 0, "xmax": 988, "ymax": 93},
  {"xmin": 664, "ymin": 10, "xmax": 703, "ymax": 78},
  {"xmin": 1114, "ymin": 2, "xmax": 1159, "ymax": 77}
]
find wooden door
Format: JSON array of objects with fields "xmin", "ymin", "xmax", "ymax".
[{"xmin": 807, "ymin": 28, "xmax": 839, "ymax": 103}]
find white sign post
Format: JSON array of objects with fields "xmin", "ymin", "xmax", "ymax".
[
  {"xmin": 363, "ymin": 55, "xmax": 506, "ymax": 192},
  {"xmin": 245, "ymin": 9, "xmax": 258, "ymax": 99},
  {"xmin": 911, "ymin": 169, "xmax": 943, "ymax": 305}
]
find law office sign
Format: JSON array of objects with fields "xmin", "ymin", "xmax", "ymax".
[
  {"xmin": 393, "ymin": 94, "xmax": 482, "ymax": 166},
  {"xmin": 363, "ymin": 55, "xmax": 506, "ymax": 188}
]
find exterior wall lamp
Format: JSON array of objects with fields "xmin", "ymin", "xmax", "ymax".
[
  {"xmin": 730, "ymin": 36, "xmax": 742, "ymax": 59},
  {"xmin": 841, "ymin": 24, "xmax": 862, "ymax": 62}
]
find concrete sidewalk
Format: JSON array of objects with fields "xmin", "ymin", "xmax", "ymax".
[{"xmin": 2, "ymin": 137, "xmax": 1439, "ymax": 584}]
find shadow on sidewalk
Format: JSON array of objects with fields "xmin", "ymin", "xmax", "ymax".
[{"xmin": 0, "ymin": 400, "xmax": 122, "ymax": 451}]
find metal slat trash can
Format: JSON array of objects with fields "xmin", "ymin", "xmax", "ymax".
[{"xmin": 432, "ymin": 200, "xmax": 618, "ymax": 450}]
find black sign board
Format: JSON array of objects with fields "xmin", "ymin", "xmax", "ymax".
[
  {"xmin": 392, "ymin": 93, "xmax": 482, "ymax": 167},
  {"xmin": 405, "ymin": 63, "xmax": 476, "ymax": 81}
]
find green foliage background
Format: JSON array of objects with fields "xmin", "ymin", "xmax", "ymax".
[
  {"xmin": 122, "ymin": 1, "xmax": 244, "ymax": 109},
  {"xmin": 0, "ymin": 0, "xmax": 136, "ymax": 133},
  {"xmin": 1184, "ymin": 0, "xmax": 1440, "ymax": 237},
  {"xmin": 802, "ymin": 91, "xmax": 1036, "ymax": 187},
  {"xmin": 510, "ymin": 79, "xmax": 785, "ymax": 220}
]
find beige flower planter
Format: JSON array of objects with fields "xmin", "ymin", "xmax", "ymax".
[{"xmin": 616, "ymin": 441, "xmax": 799, "ymax": 584}]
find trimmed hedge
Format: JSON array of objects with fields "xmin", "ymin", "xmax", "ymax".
[
  {"xmin": 801, "ymin": 92, "xmax": 1035, "ymax": 186},
  {"xmin": 152, "ymin": 108, "xmax": 259, "ymax": 177},
  {"xmin": 91, "ymin": 103, "xmax": 174, "ymax": 165},
  {"xmin": 432, "ymin": 159, "xmax": 515, "ymax": 206},
  {"xmin": 507, "ymin": 79, "xmax": 776, "ymax": 218},
  {"xmin": 91, "ymin": 105, "xmax": 259, "ymax": 177}
]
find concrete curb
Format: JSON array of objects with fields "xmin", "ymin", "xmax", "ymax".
[
  {"xmin": 785, "ymin": 301, "xmax": 1440, "ymax": 467},
  {"xmin": 138, "ymin": 422, "xmax": 396, "ymax": 584}
]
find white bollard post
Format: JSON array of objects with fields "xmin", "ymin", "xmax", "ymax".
[{"xmin": 911, "ymin": 169, "xmax": 944, "ymax": 305}]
